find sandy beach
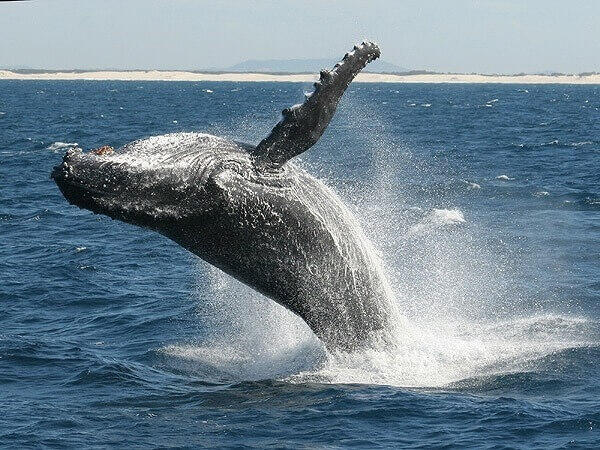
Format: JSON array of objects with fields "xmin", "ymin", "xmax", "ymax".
[{"xmin": 1, "ymin": 70, "xmax": 599, "ymax": 84}]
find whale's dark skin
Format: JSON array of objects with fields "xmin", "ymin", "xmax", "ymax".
[{"xmin": 52, "ymin": 42, "xmax": 392, "ymax": 351}]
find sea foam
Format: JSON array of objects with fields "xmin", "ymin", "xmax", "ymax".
[{"xmin": 47, "ymin": 142, "xmax": 78, "ymax": 151}]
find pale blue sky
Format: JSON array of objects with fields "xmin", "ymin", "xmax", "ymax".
[{"xmin": 1, "ymin": 0, "xmax": 598, "ymax": 73}]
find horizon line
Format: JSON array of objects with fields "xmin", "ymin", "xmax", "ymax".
[{"xmin": 3, "ymin": 68, "xmax": 600, "ymax": 77}]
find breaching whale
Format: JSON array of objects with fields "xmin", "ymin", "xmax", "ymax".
[{"xmin": 52, "ymin": 42, "xmax": 392, "ymax": 351}]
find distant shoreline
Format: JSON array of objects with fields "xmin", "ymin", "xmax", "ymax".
[{"xmin": 1, "ymin": 70, "xmax": 600, "ymax": 84}]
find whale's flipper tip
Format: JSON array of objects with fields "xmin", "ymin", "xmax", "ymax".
[{"xmin": 252, "ymin": 41, "xmax": 380, "ymax": 170}]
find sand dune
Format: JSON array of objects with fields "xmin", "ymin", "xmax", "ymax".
[{"xmin": 1, "ymin": 70, "xmax": 599, "ymax": 84}]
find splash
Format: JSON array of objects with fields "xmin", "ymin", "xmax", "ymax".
[
  {"xmin": 161, "ymin": 97, "xmax": 597, "ymax": 389},
  {"xmin": 289, "ymin": 314, "xmax": 597, "ymax": 387},
  {"xmin": 163, "ymin": 264, "xmax": 324, "ymax": 382}
]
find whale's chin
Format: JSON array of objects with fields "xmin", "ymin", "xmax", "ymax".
[
  {"xmin": 51, "ymin": 149, "xmax": 117, "ymax": 214},
  {"xmin": 53, "ymin": 176, "xmax": 96, "ymax": 211}
]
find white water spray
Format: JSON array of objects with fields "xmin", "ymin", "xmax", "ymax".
[{"xmin": 163, "ymin": 96, "xmax": 597, "ymax": 388}]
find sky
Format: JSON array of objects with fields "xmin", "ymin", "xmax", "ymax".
[{"xmin": 0, "ymin": 0, "xmax": 598, "ymax": 74}]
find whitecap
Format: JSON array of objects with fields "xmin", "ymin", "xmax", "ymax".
[
  {"xmin": 533, "ymin": 191, "xmax": 549, "ymax": 197},
  {"xmin": 407, "ymin": 208, "xmax": 466, "ymax": 236},
  {"xmin": 495, "ymin": 175, "xmax": 514, "ymax": 181},
  {"xmin": 570, "ymin": 141, "xmax": 592, "ymax": 147},
  {"xmin": 421, "ymin": 103, "xmax": 431, "ymax": 107},
  {"xmin": 46, "ymin": 142, "xmax": 78, "ymax": 151},
  {"xmin": 429, "ymin": 208, "xmax": 466, "ymax": 225},
  {"xmin": 486, "ymin": 98, "xmax": 499, "ymax": 103},
  {"xmin": 75, "ymin": 246, "xmax": 87, "ymax": 252},
  {"xmin": 203, "ymin": 89, "xmax": 214, "ymax": 93},
  {"xmin": 463, "ymin": 180, "xmax": 481, "ymax": 190}
]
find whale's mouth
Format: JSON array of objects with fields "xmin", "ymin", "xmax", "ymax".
[{"xmin": 51, "ymin": 146, "xmax": 127, "ymax": 213}]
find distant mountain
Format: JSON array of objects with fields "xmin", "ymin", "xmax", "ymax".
[{"xmin": 222, "ymin": 58, "xmax": 407, "ymax": 74}]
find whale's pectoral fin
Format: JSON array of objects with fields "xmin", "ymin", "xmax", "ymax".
[{"xmin": 251, "ymin": 41, "xmax": 380, "ymax": 170}]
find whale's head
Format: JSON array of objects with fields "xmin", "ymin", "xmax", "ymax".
[{"xmin": 51, "ymin": 133, "xmax": 259, "ymax": 231}]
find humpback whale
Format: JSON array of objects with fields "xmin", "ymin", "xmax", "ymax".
[{"xmin": 52, "ymin": 42, "xmax": 392, "ymax": 351}]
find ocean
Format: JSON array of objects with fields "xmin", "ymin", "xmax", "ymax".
[{"xmin": 1, "ymin": 80, "xmax": 599, "ymax": 448}]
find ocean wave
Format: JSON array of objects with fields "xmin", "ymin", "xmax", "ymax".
[
  {"xmin": 66, "ymin": 361, "xmax": 151, "ymax": 387},
  {"xmin": 559, "ymin": 193, "xmax": 600, "ymax": 209},
  {"xmin": 462, "ymin": 180, "xmax": 481, "ymax": 190},
  {"xmin": 587, "ymin": 197, "xmax": 600, "ymax": 206},
  {"xmin": 46, "ymin": 141, "xmax": 78, "ymax": 151},
  {"xmin": 287, "ymin": 314, "xmax": 599, "ymax": 388},
  {"xmin": 407, "ymin": 208, "xmax": 466, "ymax": 236},
  {"xmin": 160, "ymin": 342, "xmax": 322, "ymax": 382},
  {"xmin": 428, "ymin": 208, "xmax": 465, "ymax": 225},
  {"xmin": 448, "ymin": 345, "xmax": 600, "ymax": 392},
  {"xmin": 505, "ymin": 138, "xmax": 594, "ymax": 150}
]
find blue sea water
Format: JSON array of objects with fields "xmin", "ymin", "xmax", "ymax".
[{"xmin": 1, "ymin": 80, "xmax": 599, "ymax": 449}]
